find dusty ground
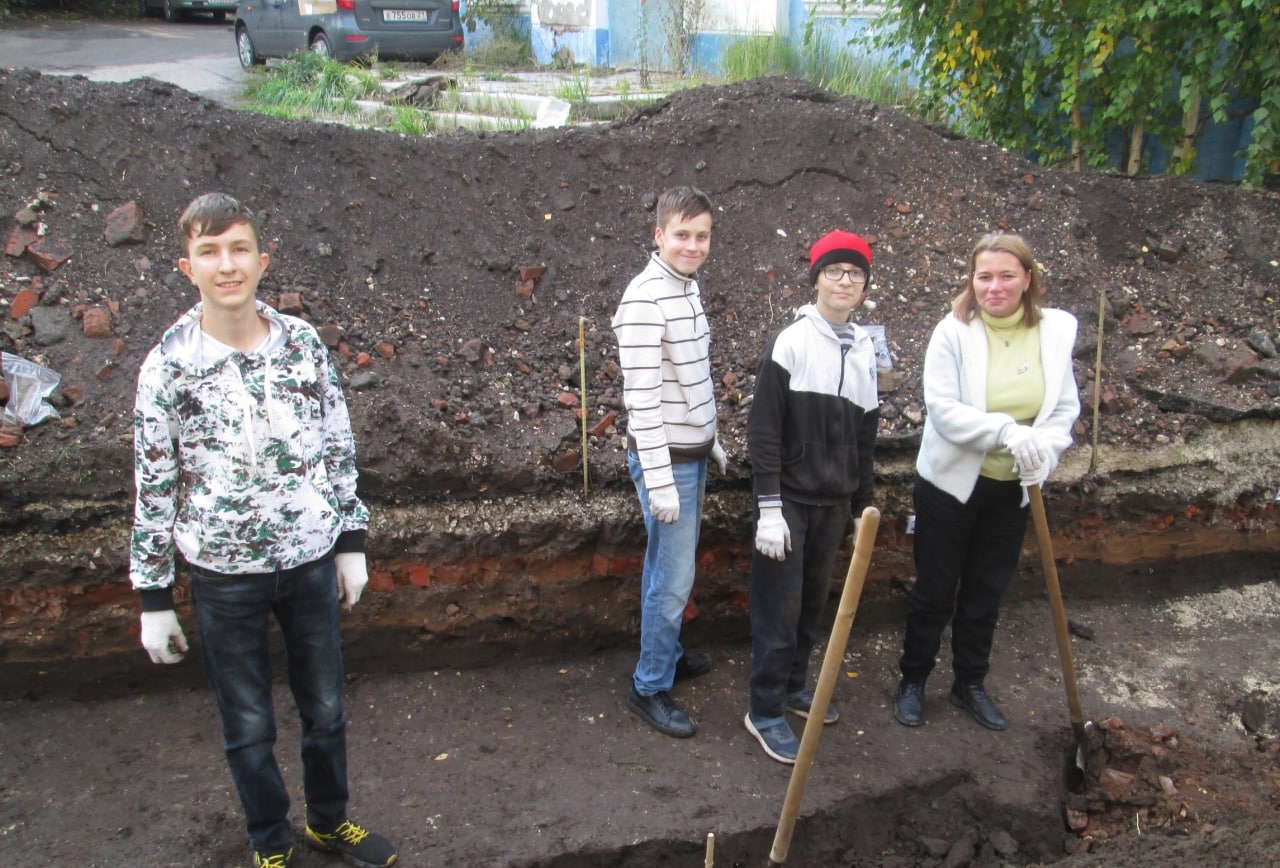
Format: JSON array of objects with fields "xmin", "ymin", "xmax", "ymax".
[
  {"xmin": 1, "ymin": 67, "xmax": 1279, "ymax": 866},
  {"xmin": 2, "ymin": 556, "xmax": 1279, "ymax": 866}
]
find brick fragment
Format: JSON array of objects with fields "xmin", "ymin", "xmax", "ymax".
[
  {"xmin": 27, "ymin": 235, "xmax": 74, "ymax": 272},
  {"xmin": 10, "ymin": 287, "xmax": 38, "ymax": 319},
  {"xmin": 103, "ymin": 200, "xmax": 146, "ymax": 246},
  {"xmin": 82, "ymin": 306, "xmax": 112, "ymax": 338}
]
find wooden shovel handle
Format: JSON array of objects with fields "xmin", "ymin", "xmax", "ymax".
[
  {"xmin": 769, "ymin": 507, "xmax": 880, "ymax": 866},
  {"xmin": 1028, "ymin": 484, "xmax": 1085, "ymax": 728}
]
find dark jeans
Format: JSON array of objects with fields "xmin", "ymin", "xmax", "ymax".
[
  {"xmin": 749, "ymin": 500, "xmax": 847, "ymax": 720},
  {"xmin": 900, "ymin": 476, "xmax": 1029, "ymax": 685},
  {"xmin": 190, "ymin": 552, "xmax": 348, "ymax": 852}
]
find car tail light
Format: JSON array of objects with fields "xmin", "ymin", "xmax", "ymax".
[
  {"xmin": 337, "ymin": 0, "xmax": 354, "ymax": 9},
  {"xmin": 451, "ymin": 1, "xmax": 459, "ymax": 10}
]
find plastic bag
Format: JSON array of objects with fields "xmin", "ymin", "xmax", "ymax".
[
  {"xmin": 1, "ymin": 352, "xmax": 62, "ymax": 427},
  {"xmin": 861, "ymin": 324, "xmax": 893, "ymax": 371}
]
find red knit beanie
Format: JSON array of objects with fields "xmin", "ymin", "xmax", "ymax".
[{"xmin": 808, "ymin": 230, "xmax": 873, "ymax": 286}]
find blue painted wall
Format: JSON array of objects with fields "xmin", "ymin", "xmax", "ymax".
[{"xmin": 466, "ymin": 1, "xmax": 1254, "ymax": 182}]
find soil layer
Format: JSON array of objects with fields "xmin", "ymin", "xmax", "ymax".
[{"xmin": 1, "ymin": 70, "xmax": 1279, "ymax": 866}]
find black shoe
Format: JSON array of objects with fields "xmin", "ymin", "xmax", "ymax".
[
  {"xmin": 628, "ymin": 687, "xmax": 697, "ymax": 738},
  {"xmin": 894, "ymin": 680, "xmax": 925, "ymax": 727},
  {"xmin": 304, "ymin": 819, "xmax": 397, "ymax": 867},
  {"xmin": 252, "ymin": 847, "xmax": 293, "ymax": 868},
  {"xmin": 674, "ymin": 650, "xmax": 712, "ymax": 681},
  {"xmin": 949, "ymin": 681, "xmax": 1007, "ymax": 731}
]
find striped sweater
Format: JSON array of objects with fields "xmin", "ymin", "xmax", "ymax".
[{"xmin": 611, "ymin": 252, "xmax": 718, "ymax": 491}]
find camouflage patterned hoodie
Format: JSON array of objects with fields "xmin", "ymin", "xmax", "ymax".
[{"xmin": 130, "ymin": 301, "xmax": 368, "ymax": 611}]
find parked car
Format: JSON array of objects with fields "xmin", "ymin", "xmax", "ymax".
[
  {"xmin": 141, "ymin": 0, "xmax": 238, "ymax": 21},
  {"xmin": 234, "ymin": 0, "xmax": 464, "ymax": 68}
]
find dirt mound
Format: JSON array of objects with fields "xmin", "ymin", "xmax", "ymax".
[
  {"xmin": 2, "ymin": 72, "xmax": 1278, "ymax": 502},
  {"xmin": 2, "ymin": 69, "xmax": 1279, "ymax": 866}
]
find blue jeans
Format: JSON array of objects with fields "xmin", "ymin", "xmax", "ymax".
[
  {"xmin": 627, "ymin": 450, "xmax": 707, "ymax": 695},
  {"xmin": 748, "ymin": 500, "xmax": 847, "ymax": 720},
  {"xmin": 190, "ymin": 552, "xmax": 348, "ymax": 852}
]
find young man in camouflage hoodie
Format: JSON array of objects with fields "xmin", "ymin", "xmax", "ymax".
[{"xmin": 130, "ymin": 193, "xmax": 396, "ymax": 868}]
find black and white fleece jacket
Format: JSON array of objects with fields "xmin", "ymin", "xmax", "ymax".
[
  {"xmin": 611, "ymin": 252, "xmax": 717, "ymax": 491},
  {"xmin": 748, "ymin": 304, "xmax": 880, "ymax": 511}
]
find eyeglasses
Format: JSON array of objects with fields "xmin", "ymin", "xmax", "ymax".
[{"xmin": 821, "ymin": 265, "xmax": 868, "ymax": 284}]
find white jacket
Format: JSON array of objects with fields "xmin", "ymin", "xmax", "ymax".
[{"xmin": 916, "ymin": 308, "xmax": 1080, "ymax": 503}]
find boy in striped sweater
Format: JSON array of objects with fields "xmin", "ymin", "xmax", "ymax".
[{"xmin": 611, "ymin": 186, "xmax": 727, "ymax": 739}]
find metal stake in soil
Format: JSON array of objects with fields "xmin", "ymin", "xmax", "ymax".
[{"xmin": 768, "ymin": 507, "xmax": 880, "ymax": 866}]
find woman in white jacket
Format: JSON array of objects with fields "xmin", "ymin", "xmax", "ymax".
[{"xmin": 894, "ymin": 233, "xmax": 1080, "ymax": 731}]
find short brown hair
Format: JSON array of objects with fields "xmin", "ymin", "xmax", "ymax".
[
  {"xmin": 655, "ymin": 186, "xmax": 713, "ymax": 231},
  {"xmin": 952, "ymin": 232, "xmax": 1044, "ymax": 327},
  {"xmin": 179, "ymin": 193, "xmax": 262, "ymax": 255}
]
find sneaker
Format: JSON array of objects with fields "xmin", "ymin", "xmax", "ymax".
[
  {"xmin": 744, "ymin": 713, "xmax": 799, "ymax": 765},
  {"xmin": 894, "ymin": 680, "xmax": 925, "ymax": 727},
  {"xmin": 674, "ymin": 650, "xmax": 713, "ymax": 681},
  {"xmin": 304, "ymin": 820, "xmax": 397, "ymax": 867},
  {"xmin": 949, "ymin": 681, "xmax": 1007, "ymax": 731},
  {"xmin": 786, "ymin": 689, "xmax": 839, "ymax": 724},
  {"xmin": 253, "ymin": 848, "xmax": 293, "ymax": 868},
  {"xmin": 628, "ymin": 686, "xmax": 697, "ymax": 737}
]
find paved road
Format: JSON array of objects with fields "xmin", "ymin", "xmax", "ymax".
[{"xmin": 0, "ymin": 18, "xmax": 246, "ymax": 105}]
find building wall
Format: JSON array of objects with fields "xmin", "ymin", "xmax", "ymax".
[{"xmin": 462, "ymin": 0, "xmax": 1252, "ymax": 182}]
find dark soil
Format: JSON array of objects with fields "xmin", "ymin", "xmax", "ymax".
[
  {"xmin": 2, "ymin": 70, "xmax": 1279, "ymax": 866},
  {"xmin": 3, "ymin": 559, "xmax": 1279, "ymax": 866}
]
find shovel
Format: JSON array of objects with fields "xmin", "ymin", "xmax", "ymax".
[
  {"xmin": 1027, "ymin": 484, "xmax": 1091, "ymax": 791},
  {"xmin": 768, "ymin": 506, "xmax": 880, "ymax": 866}
]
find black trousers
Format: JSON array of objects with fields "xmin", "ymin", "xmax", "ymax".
[
  {"xmin": 899, "ymin": 475, "xmax": 1029, "ymax": 685},
  {"xmin": 749, "ymin": 499, "xmax": 848, "ymax": 720}
]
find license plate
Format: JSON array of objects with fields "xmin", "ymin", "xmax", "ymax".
[{"xmin": 384, "ymin": 9, "xmax": 429, "ymax": 21}]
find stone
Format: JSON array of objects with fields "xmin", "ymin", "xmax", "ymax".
[
  {"xmin": 317, "ymin": 323, "xmax": 343, "ymax": 347},
  {"xmin": 103, "ymin": 200, "xmax": 145, "ymax": 246},
  {"xmin": 1156, "ymin": 234, "xmax": 1184, "ymax": 263},
  {"xmin": 5, "ymin": 224, "xmax": 39, "ymax": 258},
  {"xmin": 1122, "ymin": 310, "xmax": 1158, "ymax": 336},
  {"xmin": 81, "ymin": 306, "xmax": 112, "ymax": 338},
  {"xmin": 348, "ymin": 369, "xmax": 379, "ymax": 390},
  {"xmin": 458, "ymin": 338, "xmax": 487, "ymax": 364},
  {"xmin": 27, "ymin": 235, "xmax": 74, "ymax": 272},
  {"xmin": 277, "ymin": 292, "xmax": 304, "ymax": 314},
  {"xmin": 1246, "ymin": 330, "xmax": 1277, "ymax": 358},
  {"xmin": 551, "ymin": 450, "xmax": 580, "ymax": 473},
  {"xmin": 29, "ymin": 305, "xmax": 71, "ymax": 346}
]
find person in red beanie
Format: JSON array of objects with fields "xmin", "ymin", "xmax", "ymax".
[{"xmin": 743, "ymin": 230, "xmax": 880, "ymax": 763}]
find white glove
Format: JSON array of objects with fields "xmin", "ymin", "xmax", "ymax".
[
  {"xmin": 710, "ymin": 440, "xmax": 727, "ymax": 475},
  {"xmin": 648, "ymin": 485, "xmax": 681, "ymax": 524},
  {"xmin": 1019, "ymin": 451, "xmax": 1057, "ymax": 489},
  {"xmin": 755, "ymin": 505, "xmax": 792, "ymax": 561},
  {"xmin": 1003, "ymin": 425, "xmax": 1047, "ymax": 473},
  {"xmin": 336, "ymin": 552, "xmax": 369, "ymax": 610},
  {"xmin": 140, "ymin": 610, "xmax": 188, "ymax": 665}
]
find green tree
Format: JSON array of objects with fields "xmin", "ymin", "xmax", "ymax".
[{"xmin": 832, "ymin": 0, "xmax": 1279, "ymax": 186}]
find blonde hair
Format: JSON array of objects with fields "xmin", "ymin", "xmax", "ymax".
[{"xmin": 951, "ymin": 232, "xmax": 1044, "ymax": 327}]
